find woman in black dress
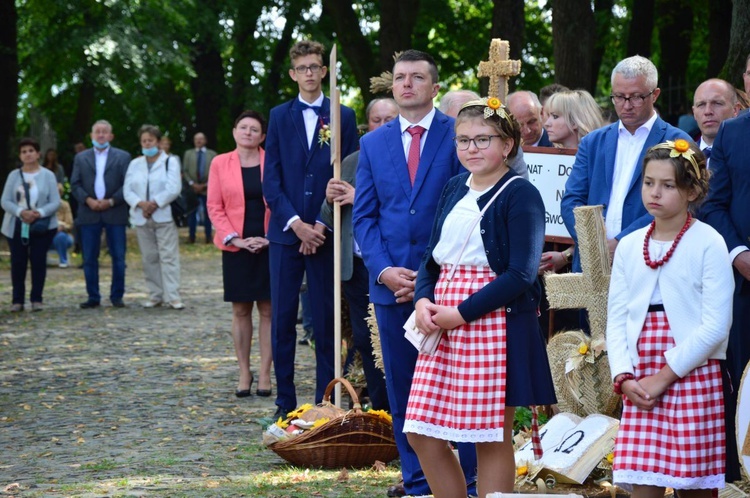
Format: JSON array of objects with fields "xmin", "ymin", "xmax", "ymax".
[{"xmin": 207, "ymin": 110, "xmax": 272, "ymax": 397}]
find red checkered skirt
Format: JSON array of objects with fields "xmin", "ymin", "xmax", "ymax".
[
  {"xmin": 404, "ymin": 265, "xmax": 507, "ymax": 443},
  {"xmin": 613, "ymin": 310, "xmax": 725, "ymax": 489}
]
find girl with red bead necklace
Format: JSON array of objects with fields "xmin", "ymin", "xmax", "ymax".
[{"xmin": 606, "ymin": 139, "xmax": 733, "ymax": 498}]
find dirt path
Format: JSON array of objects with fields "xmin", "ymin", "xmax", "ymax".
[{"xmin": 0, "ymin": 239, "xmax": 327, "ymax": 496}]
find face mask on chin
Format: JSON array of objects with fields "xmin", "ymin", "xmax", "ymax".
[
  {"xmin": 142, "ymin": 146, "xmax": 159, "ymax": 157},
  {"xmin": 92, "ymin": 140, "xmax": 109, "ymax": 150}
]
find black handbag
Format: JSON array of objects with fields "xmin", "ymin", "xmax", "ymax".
[
  {"xmin": 20, "ymin": 169, "xmax": 52, "ymax": 235},
  {"xmin": 165, "ymin": 156, "xmax": 194, "ymax": 227}
]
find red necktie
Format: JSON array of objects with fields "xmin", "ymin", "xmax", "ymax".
[{"xmin": 406, "ymin": 126, "xmax": 425, "ymax": 186}]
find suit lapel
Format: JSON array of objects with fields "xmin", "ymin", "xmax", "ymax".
[
  {"xmin": 603, "ymin": 123, "xmax": 618, "ymax": 190},
  {"xmin": 288, "ymin": 101, "xmax": 309, "ymax": 154},
  {"xmin": 411, "ymin": 111, "xmax": 448, "ymax": 202},
  {"xmin": 627, "ymin": 117, "xmax": 666, "ymax": 191},
  {"xmin": 384, "ymin": 121, "xmax": 412, "ymax": 198}
]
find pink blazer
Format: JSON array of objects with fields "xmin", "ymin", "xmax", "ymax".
[{"xmin": 207, "ymin": 148, "xmax": 270, "ymax": 252}]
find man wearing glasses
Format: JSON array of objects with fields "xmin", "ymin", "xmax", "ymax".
[
  {"xmin": 561, "ymin": 55, "xmax": 692, "ymax": 271},
  {"xmin": 263, "ymin": 40, "xmax": 358, "ymax": 420}
]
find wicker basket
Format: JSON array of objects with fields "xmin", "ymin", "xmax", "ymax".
[{"xmin": 268, "ymin": 377, "xmax": 399, "ymax": 468}]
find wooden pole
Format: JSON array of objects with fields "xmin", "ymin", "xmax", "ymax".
[{"xmin": 330, "ymin": 44, "xmax": 343, "ymax": 407}]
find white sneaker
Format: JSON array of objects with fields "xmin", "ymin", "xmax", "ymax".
[
  {"xmin": 59, "ymin": 262, "xmax": 68, "ymax": 268},
  {"xmin": 168, "ymin": 301, "xmax": 185, "ymax": 310},
  {"xmin": 142, "ymin": 300, "xmax": 163, "ymax": 308}
]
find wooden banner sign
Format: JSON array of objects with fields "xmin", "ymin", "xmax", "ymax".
[{"xmin": 738, "ymin": 360, "xmax": 750, "ymax": 479}]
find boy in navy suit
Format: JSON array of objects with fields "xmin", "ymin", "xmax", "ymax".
[{"xmin": 262, "ymin": 40, "xmax": 358, "ymax": 420}]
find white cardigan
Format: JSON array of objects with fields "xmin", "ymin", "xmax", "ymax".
[
  {"xmin": 607, "ymin": 220, "xmax": 733, "ymax": 379},
  {"xmin": 123, "ymin": 153, "xmax": 181, "ymax": 226}
]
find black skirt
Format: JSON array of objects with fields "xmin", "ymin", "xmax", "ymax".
[
  {"xmin": 221, "ymin": 165, "xmax": 270, "ymax": 303},
  {"xmin": 222, "ymin": 249, "xmax": 270, "ymax": 303}
]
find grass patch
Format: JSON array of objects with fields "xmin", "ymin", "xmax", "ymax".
[{"xmin": 80, "ymin": 458, "xmax": 117, "ymax": 471}]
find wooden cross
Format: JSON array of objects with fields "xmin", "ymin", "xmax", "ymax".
[
  {"xmin": 477, "ymin": 39, "xmax": 521, "ymax": 102},
  {"xmin": 544, "ymin": 205, "xmax": 611, "ymax": 342}
]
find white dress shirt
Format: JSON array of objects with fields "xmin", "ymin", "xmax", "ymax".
[
  {"xmin": 399, "ymin": 108, "xmax": 436, "ymax": 161},
  {"xmin": 94, "ymin": 147, "xmax": 110, "ymax": 200},
  {"xmin": 606, "ymin": 112, "xmax": 658, "ymax": 238}
]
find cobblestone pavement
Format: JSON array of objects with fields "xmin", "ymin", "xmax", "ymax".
[{"xmin": 0, "ymin": 241, "xmax": 324, "ymax": 496}]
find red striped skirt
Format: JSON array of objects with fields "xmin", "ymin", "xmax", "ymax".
[
  {"xmin": 613, "ymin": 310, "xmax": 725, "ymax": 489},
  {"xmin": 404, "ymin": 265, "xmax": 507, "ymax": 443}
]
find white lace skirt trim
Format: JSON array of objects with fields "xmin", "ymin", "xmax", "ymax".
[
  {"xmin": 403, "ymin": 419, "xmax": 505, "ymax": 443},
  {"xmin": 613, "ymin": 470, "xmax": 725, "ymax": 490}
]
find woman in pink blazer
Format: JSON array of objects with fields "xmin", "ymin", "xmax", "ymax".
[{"xmin": 207, "ymin": 110, "xmax": 272, "ymax": 398}]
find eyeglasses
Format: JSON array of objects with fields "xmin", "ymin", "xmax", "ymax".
[
  {"xmin": 453, "ymin": 135, "xmax": 502, "ymax": 151},
  {"xmin": 293, "ymin": 64, "xmax": 323, "ymax": 74},
  {"xmin": 610, "ymin": 90, "xmax": 655, "ymax": 107}
]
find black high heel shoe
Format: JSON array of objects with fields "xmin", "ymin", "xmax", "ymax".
[
  {"xmin": 235, "ymin": 374, "xmax": 253, "ymax": 398},
  {"xmin": 256, "ymin": 387, "xmax": 272, "ymax": 397}
]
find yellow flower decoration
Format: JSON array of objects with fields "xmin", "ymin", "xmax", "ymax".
[
  {"xmin": 578, "ymin": 343, "xmax": 589, "ymax": 355},
  {"xmin": 651, "ymin": 140, "xmax": 700, "ymax": 179},
  {"xmin": 276, "ymin": 417, "xmax": 289, "ymax": 429},
  {"xmin": 673, "ymin": 139, "xmax": 690, "ymax": 153},
  {"xmin": 487, "ymin": 97, "xmax": 501, "ymax": 110},
  {"xmin": 517, "ymin": 465, "xmax": 529, "ymax": 476},
  {"xmin": 368, "ymin": 409, "xmax": 393, "ymax": 423},
  {"xmin": 606, "ymin": 452, "xmax": 615, "ymax": 464},
  {"xmin": 318, "ymin": 125, "xmax": 331, "ymax": 148},
  {"xmin": 460, "ymin": 97, "xmax": 509, "ymax": 121},
  {"xmin": 287, "ymin": 403, "xmax": 313, "ymax": 419},
  {"xmin": 311, "ymin": 417, "xmax": 330, "ymax": 429}
]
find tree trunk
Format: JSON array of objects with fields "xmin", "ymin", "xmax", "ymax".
[
  {"xmin": 720, "ymin": 0, "xmax": 750, "ymax": 88},
  {"xmin": 626, "ymin": 0, "xmax": 655, "ymax": 57},
  {"xmin": 71, "ymin": 77, "xmax": 96, "ymax": 147},
  {"xmin": 485, "ymin": 0, "xmax": 525, "ymax": 96},
  {"xmin": 229, "ymin": 1, "xmax": 264, "ymax": 120},
  {"xmin": 188, "ymin": 5, "xmax": 225, "ymax": 150},
  {"xmin": 591, "ymin": 0, "xmax": 615, "ymax": 92},
  {"xmin": 321, "ymin": 0, "xmax": 377, "ymax": 101},
  {"xmin": 656, "ymin": 0, "xmax": 693, "ymax": 115},
  {"xmin": 551, "ymin": 0, "xmax": 595, "ymax": 92},
  {"xmin": 267, "ymin": 0, "xmax": 306, "ymax": 100},
  {"xmin": 707, "ymin": 0, "xmax": 732, "ymax": 78},
  {"xmin": 378, "ymin": 0, "xmax": 421, "ymax": 71},
  {"xmin": 0, "ymin": 0, "xmax": 18, "ymax": 178}
]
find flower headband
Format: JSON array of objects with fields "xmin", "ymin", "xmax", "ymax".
[
  {"xmin": 651, "ymin": 139, "xmax": 701, "ymax": 179},
  {"xmin": 460, "ymin": 97, "xmax": 510, "ymax": 121}
]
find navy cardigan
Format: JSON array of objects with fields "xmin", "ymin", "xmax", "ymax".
[{"xmin": 414, "ymin": 170, "xmax": 545, "ymax": 323}]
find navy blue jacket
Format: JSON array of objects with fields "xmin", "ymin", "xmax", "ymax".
[{"xmin": 414, "ymin": 170, "xmax": 545, "ymax": 322}]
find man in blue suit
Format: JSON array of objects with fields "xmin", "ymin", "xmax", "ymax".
[
  {"xmin": 561, "ymin": 55, "xmax": 692, "ymax": 271},
  {"xmin": 262, "ymin": 40, "xmax": 358, "ymax": 421},
  {"xmin": 353, "ymin": 50, "xmax": 476, "ymax": 498},
  {"xmin": 702, "ymin": 111, "xmax": 750, "ymax": 483}
]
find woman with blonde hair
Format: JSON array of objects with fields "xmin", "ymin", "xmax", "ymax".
[{"xmin": 543, "ymin": 90, "xmax": 605, "ymax": 150}]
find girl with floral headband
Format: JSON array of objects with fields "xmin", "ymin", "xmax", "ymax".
[
  {"xmin": 403, "ymin": 97, "xmax": 556, "ymax": 497},
  {"xmin": 607, "ymin": 139, "xmax": 733, "ymax": 497}
]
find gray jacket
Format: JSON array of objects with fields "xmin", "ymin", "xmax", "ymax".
[
  {"xmin": 70, "ymin": 146, "xmax": 132, "ymax": 225},
  {"xmin": 1, "ymin": 167, "xmax": 60, "ymax": 238}
]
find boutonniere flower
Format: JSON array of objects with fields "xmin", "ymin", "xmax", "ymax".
[
  {"xmin": 565, "ymin": 336, "xmax": 606, "ymax": 373},
  {"xmin": 318, "ymin": 116, "xmax": 331, "ymax": 148}
]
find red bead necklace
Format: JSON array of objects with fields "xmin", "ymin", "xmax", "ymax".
[{"xmin": 643, "ymin": 213, "xmax": 692, "ymax": 269}]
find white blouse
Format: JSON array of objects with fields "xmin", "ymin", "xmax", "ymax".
[{"xmin": 433, "ymin": 177, "xmax": 491, "ymax": 267}]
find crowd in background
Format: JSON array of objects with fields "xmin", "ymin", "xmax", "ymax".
[{"xmin": 3, "ymin": 41, "xmax": 750, "ymax": 498}]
